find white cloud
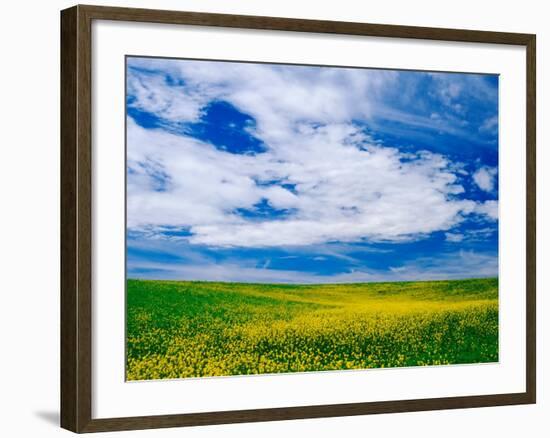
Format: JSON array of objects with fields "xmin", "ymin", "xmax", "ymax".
[
  {"xmin": 128, "ymin": 118, "xmax": 500, "ymax": 247},
  {"xmin": 479, "ymin": 115, "xmax": 498, "ymax": 135},
  {"xmin": 445, "ymin": 232, "xmax": 464, "ymax": 242},
  {"xmin": 127, "ymin": 68, "xmax": 209, "ymax": 123},
  {"xmin": 428, "ymin": 72, "xmax": 497, "ymax": 110},
  {"xmin": 126, "ymin": 59, "xmax": 497, "ymax": 248},
  {"xmin": 473, "ymin": 166, "xmax": 498, "ymax": 192},
  {"xmin": 127, "ymin": 258, "xmax": 375, "ymax": 283},
  {"xmin": 385, "ymin": 250, "xmax": 498, "ymax": 281},
  {"xmin": 128, "ymin": 249, "xmax": 497, "ymax": 283},
  {"xmin": 475, "ymin": 200, "xmax": 498, "ymax": 221},
  {"xmin": 444, "ymin": 226, "xmax": 496, "ymax": 243},
  {"xmin": 127, "ymin": 57, "xmax": 392, "ymax": 140}
]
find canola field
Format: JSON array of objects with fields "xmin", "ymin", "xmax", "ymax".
[{"xmin": 126, "ymin": 278, "xmax": 498, "ymax": 380}]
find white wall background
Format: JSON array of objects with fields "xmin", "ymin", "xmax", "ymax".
[{"xmin": 0, "ymin": 0, "xmax": 546, "ymax": 436}]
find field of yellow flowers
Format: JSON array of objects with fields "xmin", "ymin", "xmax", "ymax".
[{"xmin": 126, "ymin": 278, "xmax": 498, "ymax": 380}]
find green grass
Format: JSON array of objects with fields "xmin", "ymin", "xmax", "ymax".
[{"xmin": 126, "ymin": 278, "xmax": 499, "ymax": 380}]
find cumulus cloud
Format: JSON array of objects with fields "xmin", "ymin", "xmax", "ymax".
[
  {"xmin": 126, "ymin": 58, "xmax": 498, "ymax": 248},
  {"xmin": 475, "ymin": 200, "xmax": 498, "ymax": 221},
  {"xmin": 473, "ymin": 166, "xmax": 498, "ymax": 192}
]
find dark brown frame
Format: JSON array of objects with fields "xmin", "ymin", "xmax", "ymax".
[{"xmin": 61, "ymin": 4, "xmax": 536, "ymax": 433}]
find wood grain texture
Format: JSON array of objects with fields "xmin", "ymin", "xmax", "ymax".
[
  {"xmin": 60, "ymin": 4, "xmax": 537, "ymax": 433},
  {"xmin": 525, "ymin": 34, "xmax": 536, "ymax": 403},
  {"xmin": 61, "ymin": 5, "xmax": 93, "ymax": 432},
  {"xmin": 60, "ymin": 5, "xmax": 78, "ymax": 432},
  {"xmin": 78, "ymin": 4, "xmax": 534, "ymax": 44},
  {"xmin": 80, "ymin": 393, "xmax": 534, "ymax": 433}
]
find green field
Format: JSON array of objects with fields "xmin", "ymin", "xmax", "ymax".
[{"xmin": 126, "ymin": 278, "xmax": 498, "ymax": 380}]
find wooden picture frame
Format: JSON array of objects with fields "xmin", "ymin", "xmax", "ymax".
[{"xmin": 61, "ymin": 4, "xmax": 536, "ymax": 433}]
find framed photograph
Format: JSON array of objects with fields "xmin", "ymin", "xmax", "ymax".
[{"xmin": 60, "ymin": 4, "xmax": 536, "ymax": 433}]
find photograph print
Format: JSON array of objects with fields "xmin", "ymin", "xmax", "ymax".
[{"xmin": 125, "ymin": 57, "xmax": 499, "ymax": 381}]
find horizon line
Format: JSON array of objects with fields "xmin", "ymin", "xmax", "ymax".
[{"xmin": 126, "ymin": 276, "xmax": 498, "ymax": 287}]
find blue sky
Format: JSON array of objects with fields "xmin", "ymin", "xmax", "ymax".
[{"xmin": 126, "ymin": 57, "xmax": 499, "ymax": 283}]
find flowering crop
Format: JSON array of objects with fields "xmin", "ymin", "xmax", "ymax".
[{"xmin": 126, "ymin": 278, "xmax": 498, "ymax": 380}]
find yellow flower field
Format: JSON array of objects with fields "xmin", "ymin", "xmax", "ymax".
[{"xmin": 126, "ymin": 278, "xmax": 498, "ymax": 380}]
